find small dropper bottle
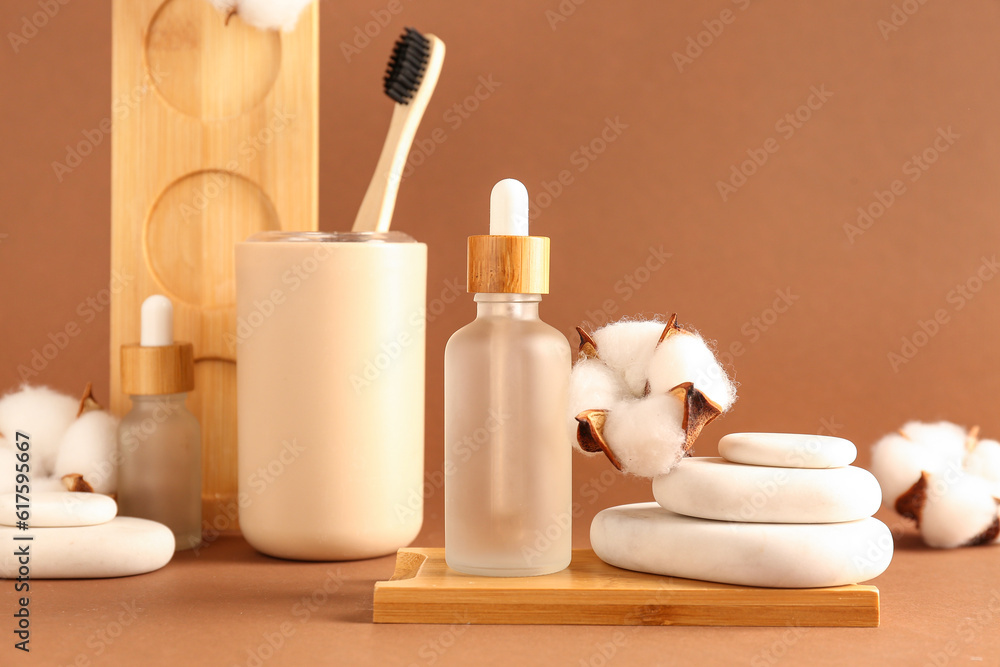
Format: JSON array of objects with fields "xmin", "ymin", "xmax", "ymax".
[
  {"xmin": 444, "ymin": 179, "xmax": 573, "ymax": 577},
  {"xmin": 118, "ymin": 295, "xmax": 202, "ymax": 551}
]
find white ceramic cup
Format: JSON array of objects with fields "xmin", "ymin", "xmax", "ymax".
[{"xmin": 235, "ymin": 231, "xmax": 426, "ymax": 560}]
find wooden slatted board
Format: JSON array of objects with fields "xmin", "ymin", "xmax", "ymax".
[{"xmin": 373, "ymin": 548, "xmax": 879, "ymax": 627}]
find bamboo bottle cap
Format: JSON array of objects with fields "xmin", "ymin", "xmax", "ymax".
[
  {"xmin": 467, "ymin": 235, "xmax": 550, "ymax": 294},
  {"xmin": 121, "ymin": 295, "xmax": 195, "ymax": 395},
  {"xmin": 121, "ymin": 343, "xmax": 195, "ymax": 395},
  {"xmin": 467, "ymin": 179, "xmax": 550, "ymax": 294}
]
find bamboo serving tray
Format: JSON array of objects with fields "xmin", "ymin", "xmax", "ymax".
[{"xmin": 373, "ymin": 548, "xmax": 879, "ymax": 627}]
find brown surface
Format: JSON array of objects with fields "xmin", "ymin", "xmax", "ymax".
[
  {"xmin": 3, "ymin": 0, "xmax": 1000, "ymax": 663},
  {"xmin": 19, "ymin": 517, "xmax": 1000, "ymax": 666},
  {"xmin": 373, "ymin": 549, "xmax": 879, "ymax": 627}
]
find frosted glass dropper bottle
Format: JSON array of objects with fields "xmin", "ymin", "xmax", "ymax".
[
  {"xmin": 444, "ymin": 178, "xmax": 573, "ymax": 577},
  {"xmin": 118, "ymin": 295, "xmax": 202, "ymax": 551}
]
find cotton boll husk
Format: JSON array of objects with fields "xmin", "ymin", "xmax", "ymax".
[
  {"xmin": 592, "ymin": 321, "xmax": 667, "ymax": 397},
  {"xmin": 568, "ymin": 359, "xmax": 625, "ymax": 452},
  {"xmin": 602, "ymin": 394, "xmax": 686, "ymax": 477},
  {"xmin": 919, "ymin": 472, "xmax": 999, "ymax": 548},
  {"xmin": 647, "ymin": 332, "xmax": 735, "ymax": 411},
  {"xmin": 965, "ymin": 439, "xmax": 1000, "ymax": 497},
  {"xmin": 207, "ymin": 0, "xmax": 313, "ymax": 31},
  {"xmin": 0, "ymin": 385, "xmax": 78, "ymax": 477},
  {"xmin": 53, "ymin": 411, "xmax": 120, "ymax": 494}
]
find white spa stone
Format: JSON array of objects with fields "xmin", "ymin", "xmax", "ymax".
[
  {"xmin": 0, "ymin": 517, "xmax": 175, "ymax": 579},
  {"xmin": 653, "ymin": 457, "xmax": 881, "ymax": 523},
  {"xmin": 591, "ymin": 503, "xmax": 893, "ymax": 588},
  {"xmin": 718, "ymin": 432, "xmax": 857, "ymax": 469},
  {"xmin": 0, "ymin": 492, "xmax": 117, "ymax": 528}
]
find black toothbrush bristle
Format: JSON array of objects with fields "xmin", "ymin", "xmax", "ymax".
[{"xmin": 384, "ymin": 27, "xmax": 430, "ymax": 105}]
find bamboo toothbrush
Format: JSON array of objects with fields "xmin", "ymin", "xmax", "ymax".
[{"xmin": 352, "ymin": 28, "xmax": 445, "ymax": 233}]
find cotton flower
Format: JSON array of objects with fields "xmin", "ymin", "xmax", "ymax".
[
  {"xmin": 566, "ymin": 358, "xmax": 623, "ymax": 445},
  {"xmin": 54, "ymin": 410, "xmax": 119, "ymax": 495},
  {"xmin": 205, "ymin": 0, "xmax": 313, "ymax": 32},
  {"xmin": 0, "ymin": 384, "xmax": 119, "ymax": 495},
  {"xmin": 965, "ymin": 438, "xmax": 1000, "ymax": 497},
  {"xmin": 601, "ymin": 395, "xmax": 687, "ymax": 475},
  {"xmin": 0, "ymin": 385, "xmax": 78, "ymax": 477},
  {"xmin": 870, "ymin": 421, "xmax": 1000, "ymax": 548},
  {"xmin": 569, "ymin": 314, "xmax": 736, "ymax": 478}
]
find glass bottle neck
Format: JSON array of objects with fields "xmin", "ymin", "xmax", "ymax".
[
  {"xmin": 474, "ymin": 293, "xmax": 541, "ymax": 320},
  {"xmin": 128, "ymin": 393, "xmax": 188, "ymax": 404}
]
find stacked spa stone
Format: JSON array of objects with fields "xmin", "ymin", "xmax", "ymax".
[
  {"xmin": 591, "ymin": 433, "xmax": 893, "ymax": 588},
  {"xmin": 0, "ymin": 492, "xmax": 174, "ymax": 579}
]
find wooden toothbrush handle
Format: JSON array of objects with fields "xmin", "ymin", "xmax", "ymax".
[
  {"xmin": 353, "ymin": 34, "xmax": 445, "ymax": 233},
  {"xmin": 353, "ymin": 103, "xmax": 414, "ymax": 233}
]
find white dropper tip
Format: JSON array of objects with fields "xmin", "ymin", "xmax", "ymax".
[
  {"xmin": 140, "ymin": 295, "xmax": 174, "ymax": 347},
  {"xmin": 490, "ymin": 178, "xmax": 530, "ymax": 236}
]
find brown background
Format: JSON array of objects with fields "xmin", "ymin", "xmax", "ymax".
[{"xmin": 2, "ymin": 0, "xmax": 1000, "ymax": 665}]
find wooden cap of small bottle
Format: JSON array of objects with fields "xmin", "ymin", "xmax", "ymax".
[
  {"xmin": 121, "ymin": 343, "xmax": 195, "ymax": 395},
  {"xmin": 467, "ymin": 235, "xmax": 550, "ymax": 294}
]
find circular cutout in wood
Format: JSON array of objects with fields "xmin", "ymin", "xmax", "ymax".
[
  {"xmin": 146, "ymin": 0, "xmax": 281, "ymax": 120},
  {"xmin": 145, "ymin": 170, "xmax": 280, "ymax": 308}
]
